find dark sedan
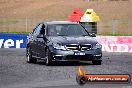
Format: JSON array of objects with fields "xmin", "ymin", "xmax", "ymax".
[{"xmin": 26, "ymin": 21, "xmax": 102, "ymax": 65}]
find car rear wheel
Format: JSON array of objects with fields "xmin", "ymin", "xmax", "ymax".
[
  {"xmin": 92, "ymin": 60, "xmax": 102, "ymax": 65},
  {"xmin": 26, "ymin": 47, "xmax": 37, "ymax": 63},
  {"xmin": 45, "ymin": 49, "xmax": 53, "ymax": 66}
]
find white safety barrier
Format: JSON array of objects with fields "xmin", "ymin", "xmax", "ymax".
[{"xmin": 96, "ymin": 36, "xmax": 132, "ymax": 53}]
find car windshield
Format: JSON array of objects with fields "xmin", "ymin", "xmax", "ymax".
[{"xmin": 47, "ymin": 24, "xmax": 89, "ymax": 36}]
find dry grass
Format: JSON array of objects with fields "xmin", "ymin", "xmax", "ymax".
[{"xmin": 0, "ymin": 0, "xmax": 132, "ymax": 34}]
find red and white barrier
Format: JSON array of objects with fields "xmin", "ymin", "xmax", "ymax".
[{"xmin": 96, "ymin": 36, "xmax": 132, "ymax": 53}]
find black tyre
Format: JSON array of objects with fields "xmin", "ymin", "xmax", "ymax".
[
  {"xmin": 45, "ymin": 49, "xmax": 53, "ymax": 66},
  {"xmin": 92, "ymin": 60, "xmax": 102, "ymax": 65},
  {"xmin": 26, "ymin": 47, "xmax": 37, "ymax": 63}
]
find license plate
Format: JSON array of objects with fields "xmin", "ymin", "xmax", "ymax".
[{"xmin": 75, "ymin": 52, "xmax": 85, "ymax": 55}]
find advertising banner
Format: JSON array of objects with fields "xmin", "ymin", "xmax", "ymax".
[
  {"xmin": 0, "ymin": 33, "xmax": 28, "ymax": 48},
  {"xmin": 0, "ymin": 33, "xmax": 132, "ymax": 52},
  {"xmin": 96, "ymin": 36, "xmax": 132, "ymax": 53}
]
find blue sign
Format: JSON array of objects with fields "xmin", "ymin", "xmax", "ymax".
[{"xmin": 0, "ymin": 33, "xmax": 28, "ymax": 48}]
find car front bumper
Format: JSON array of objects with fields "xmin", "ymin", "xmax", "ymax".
[{"xmin": 50, "ymin": 48, "xmax": 102, "ymax": 61}]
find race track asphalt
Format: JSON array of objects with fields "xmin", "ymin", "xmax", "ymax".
[{"xmin": 0, "ymin": 49, "xmax": 132, "ymax": 88}]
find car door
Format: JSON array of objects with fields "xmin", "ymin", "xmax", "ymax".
[
  {"xmin": 36, "ymin": 24, "xmax": 46, "ymax": 58},
  {"xmin": 29, "ymin": 25, "xmax": 39, "ymax": 56},
  {"xmin": 31, "ymin": 24, "xmax": 43, "ymax": 56}
]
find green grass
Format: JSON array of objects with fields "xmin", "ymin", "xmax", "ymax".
[
  {"xmin": 97, "ymin": 32, "xmax": 132, "ymax": 36},
  {"xmin": 0, "ymin": 32, "xmax": 30, "ymax": 34}
]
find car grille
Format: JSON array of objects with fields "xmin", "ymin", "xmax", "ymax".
[{"xmin": 65, "ymin": 44, "xmax": 91, "ymax": 51}]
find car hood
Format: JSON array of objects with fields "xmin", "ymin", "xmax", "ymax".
[{"xmin": 47, "ymin": 36, "xmax": 98, "ymax": 45}]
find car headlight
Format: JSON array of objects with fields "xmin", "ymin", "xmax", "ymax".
[
  {"xmin": 53, "ymin": 43, "xmax": 66, "ymax": 50},
  {"xmin": 92, "ymin": 43, "xmax": 102, "ymax": 49}
]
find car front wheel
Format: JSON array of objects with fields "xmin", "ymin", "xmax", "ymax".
[{"xmin": 45, "ymin": 49, "xmax": 53, "ymax": 66}]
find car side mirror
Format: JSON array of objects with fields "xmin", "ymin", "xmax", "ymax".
[
  {"xmin": 37, "ymin": 34, "xmax": 44, "ymax": 38},
  {"xmin": 89, "ymin": 33, "xmax": 96, "ymax": 37}
]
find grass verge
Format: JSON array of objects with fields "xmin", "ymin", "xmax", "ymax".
[{"xmin": 0, "ymin": 32, "xmax": 132, "ymax": 36}]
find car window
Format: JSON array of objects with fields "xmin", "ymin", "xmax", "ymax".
[
  {"xmin": 33, "ymin": 24, "xmax": 43, "ymax": 36},
  {"xmin": 47, "ymin": 24, "xmax": 89, "ymax": 36},
  {"xmin": 32, "ymin": 24, "xmax": 40, "ymax": 34},
  {"xmin": 47, "ymin": 25, "xmax": 58, "ymax": 36}
]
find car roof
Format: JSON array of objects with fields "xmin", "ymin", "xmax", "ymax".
[{"xmin": 43, "ymin": 21, "xmax": 79, "ymax": 25}]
